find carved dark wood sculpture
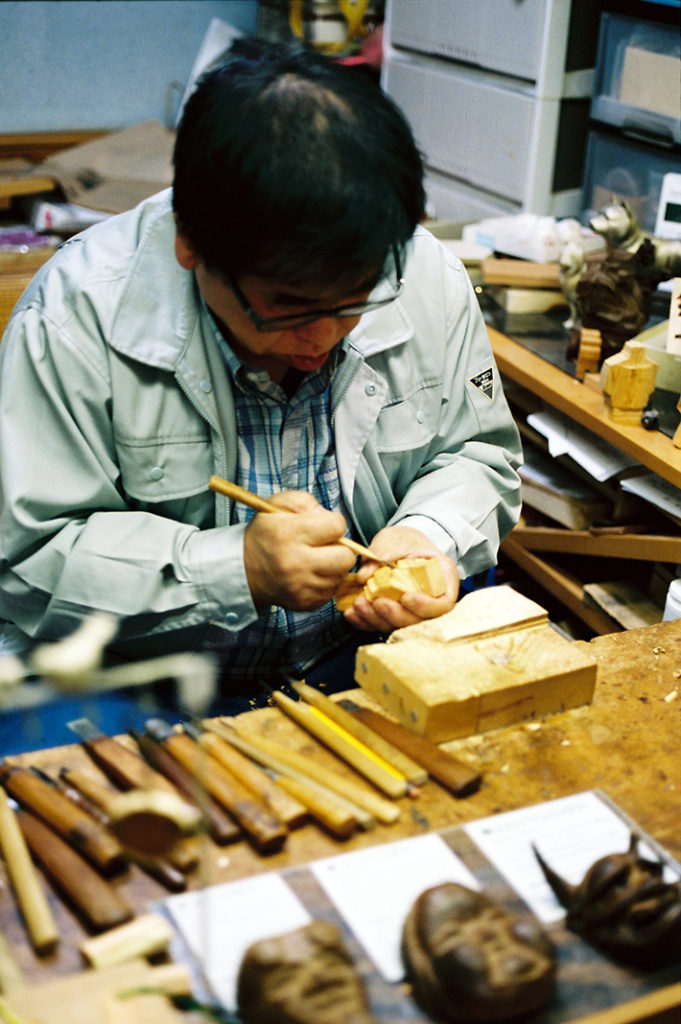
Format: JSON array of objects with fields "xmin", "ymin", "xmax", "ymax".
[
  {"xmin": 401, "ymin": 882, "xmax": 555, "ymax": 1022},
  {"xmin": 237, "ymin": 920, "xmax": 377, "ymax": 1024},
  {"xmin": 534, "ymin": 833, "xmax": 681, "ymax": 969},
  {"xmin": 568, "ymin": 249, "xmax": 647, "ymax": 364}
]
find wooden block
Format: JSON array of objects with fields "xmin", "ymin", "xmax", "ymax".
[
  {"xmin": 355, "ymin": 586, "xmax": 597, "ymax": 742},
  {"xmin": 600, "ymin": 341, "xmax": 658, "ymax": 424},
  {"xmin": 336, "ymin": 557, "xmax": 445, "ymax": 611},
  {"xmin": 481, "ymin": 258, "xmax": 561, "ymax": 289}
]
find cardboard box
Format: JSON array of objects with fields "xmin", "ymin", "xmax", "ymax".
[{"xmin": 619, "ymin": 46, "xmax": 681, "ymax": 119}]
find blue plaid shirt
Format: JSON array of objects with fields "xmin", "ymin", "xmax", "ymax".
[{"xmin": 206, "ymin": 311, "xmax": 355, "ymax": 678}]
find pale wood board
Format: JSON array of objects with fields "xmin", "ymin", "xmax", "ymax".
[{"xmin": 356, "ymin": 587, "xmax": 597, "ymax": 741}]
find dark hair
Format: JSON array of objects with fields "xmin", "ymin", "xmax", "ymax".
[{"xmin": 172, "ymin": 40, "xmax": 425, "ymax": 287}]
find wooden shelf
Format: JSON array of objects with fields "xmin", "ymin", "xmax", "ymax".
[{"xmin": 488, "ymin": 326, "xmax": 681, "ymax": 490}]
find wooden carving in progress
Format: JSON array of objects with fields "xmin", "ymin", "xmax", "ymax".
[
  {"xmin": 354, "ymin": 586, "xmax": 597, "ymax": 742},
  {"xmin": 335, "ymin": 557, "xmax": 445, "ymax": 612}
]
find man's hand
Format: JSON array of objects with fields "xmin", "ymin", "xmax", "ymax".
[
  {"xmin": 342, "ymin": 525, "xmax": 459, "ymax": 632},
  {"xmin": 243, "ymin": 491, "xmax": 356, "ymax": 612}
]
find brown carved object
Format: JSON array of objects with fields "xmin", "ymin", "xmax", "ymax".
[
  {"xmin": 237, "ymin": 920, "xmax": 377, "ymax": 1024},
  {"xmin": 401, "ymin": 882, "xmax": 555, "ymax": 1023},
  {"xmin": 568, "ymin": 250, "xmax": 646, "ymax": 364},
  {"xmin": 600, "ymin": 340, "xmax": 658, "ymax": 424},
  {"xmin": 534, "ymin": 833, "xmax": 681, "ymax": 969}
]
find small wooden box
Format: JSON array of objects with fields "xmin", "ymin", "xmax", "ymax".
[{"xmin": 354, "ymin": 586, "xmax": 597, "ymax": 742}]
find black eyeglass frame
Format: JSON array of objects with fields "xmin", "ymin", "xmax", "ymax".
[{"xmin": 224, "ymin": 244, "xmax": 404, "ymax": 333}]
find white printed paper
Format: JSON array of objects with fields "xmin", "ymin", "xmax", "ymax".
[
  {"xmin": 527, "ymin": 409, "xmax": 637, "ymax": 481},
  {"xmin": 164, "ymin": 871, "xmax": 311, "ymax": 1011},
  {"xmin": 311, "ymin": 833, "xmax": 478, "ymax": 982},
  {"xmin": 465, "ymin": 791, "xmax": 679, "ymax": 924}
]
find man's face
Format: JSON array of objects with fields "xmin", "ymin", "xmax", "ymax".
[{"xmin": 176, "ymin": 232, "xmax": 369, "ymax": 380}]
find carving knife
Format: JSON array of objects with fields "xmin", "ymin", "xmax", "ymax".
[
  {"xmin": 0, "ymin": 761, "xmax": 126, "ymax": 875},
  {"xmin": 14, "ymin": 808, "xmax": 132, "ymax": 932},
  {"xmin": 143, "ymin": 719, "xmax": 288, "ymax": 855},
  {"xmin": 208, "ymin": 475, "xmax": 395, "ymax": 567},
  {"xmin": 337, "ymin": 698, "xmax": 482, "ymax": 797},
  {"xmin": 130, "ymin": 728, "xmax": 242, "ymax": 845},
  {"xmin": 66, "ymin": 717, "xmax": 179, "ymax": 794}
]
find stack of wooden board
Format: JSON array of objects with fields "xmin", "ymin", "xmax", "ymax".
[{"xmin": 355, "ymin": 586, "xmax": 597, "ymax": 742}]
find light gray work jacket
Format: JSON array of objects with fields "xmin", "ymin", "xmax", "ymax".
[{"xmin": 0, "ymin": 190, "xmax": 522, "ymax": 657}]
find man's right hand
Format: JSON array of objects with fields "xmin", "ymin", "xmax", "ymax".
[{"xmin": 243, "ymin": 491, "xmax": 356, "ymax": 612}]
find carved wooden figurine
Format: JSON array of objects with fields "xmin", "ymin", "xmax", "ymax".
[
  {"xmin": 575, "ymin": 327, "xmax": 602, "ymax": 380},
  {"xmin": 335, "ymin": 557, "xmax": 445, "ymax": 612},
  {"xmin": 237, "ymin": 920, "xmax": 377, "ymax": 1024},
  {"xmin": 599, "ymin": 340, "xmax": 658, "ymax": 424},
  {"xmin": 402, "ymin": 882, "xmax": 556, "ymax": 1023}
]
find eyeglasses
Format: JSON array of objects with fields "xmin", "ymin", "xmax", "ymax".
[{"xmin": 226, "ymin": 244, "xmax": 404, "ymax": 332}]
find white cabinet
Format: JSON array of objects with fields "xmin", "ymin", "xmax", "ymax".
[{"xmin": 382, "ymin": 0, "xmax": 600, "ymax": 222}]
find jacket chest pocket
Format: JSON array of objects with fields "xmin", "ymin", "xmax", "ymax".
[
  {"xmin": 372, "ymin": 382, "xmax": 440, "ymax": 454},
  {"xmin": 116, "ymin": 435, "xmax": 213, "ymax": 503}
]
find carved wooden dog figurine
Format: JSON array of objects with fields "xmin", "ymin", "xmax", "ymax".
[{"xmin": 590, "ymin": 198, "xmax": 681, "ymax": 278}]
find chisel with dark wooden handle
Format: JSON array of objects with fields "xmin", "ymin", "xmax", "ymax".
[
  {"xmin": 57, "ymin": 767, "xmax": 190, "ymax": 888},
  {"xmin": 15, "ymin": 808, "xmax": 132, "ymax": 932},
  {"xmin": 130, "ymin": 729, "xmax": 241, "ymax": 845},
  {"xmin": 67, "ymin": 717, "xmax": 179, "ymax": 794},
  {"xmin": 0, "ymin": 761, "xmax": 126, "ymax": 875},
  {"xmin": 144, "ymin": 719, "xmax": 288, "ymax": 855},
  {"xmin": 338, "ymin": 699, "xmax": 482, "ymax": 796}
]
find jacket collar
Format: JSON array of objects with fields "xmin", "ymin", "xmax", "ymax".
[
  {"xmin": 109, "ymin": 191, "xmax": 415, "ymax": 368},
  {"xmin": 109, "ymin": 192, "xmax": 200, "ymax": 371}
]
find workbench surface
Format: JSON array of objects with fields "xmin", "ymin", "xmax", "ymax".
[{"xmin": 1, "ymin": 618, "xmax": 679, "ymax": 1022}]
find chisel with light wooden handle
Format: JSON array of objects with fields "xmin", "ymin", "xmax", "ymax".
[
  {"xmin": 271, "ymin": 691, "xmax": 407, "ymax": 798},
  {"xmin": 0, "ymin": 762, "xmax": 126, "ymax": 875},
  {"xmin": 144, "ymin": 719, "xmax": 287, "ymax": 855},
  {"xmin": 202, "ymin": 723, "xmax": 364, "ymax": 836},
  {"xmin": 211, "ymin": 719, "xmax": 399, "ymax": 825},
  {"xmin": 292, "ymin": 681, "xmax": 427, "ymax": 785},
  {"xmin": 338, "ymin": 698, "xmax": 482, "ymax": 796},
  {"xmin": 0, "ymin": 789, "xmax": 59, "ymax": 955},
  {"xmin": 15, "ymin": 808, "xmax": 132, "ymax": 932},
  {"xmin": 208, "ymin": 475, "xmax": 395, "ymax": 566},
  {"xmin": 183, "ymin": 721, "xmax": 307, "ymax": 829}
]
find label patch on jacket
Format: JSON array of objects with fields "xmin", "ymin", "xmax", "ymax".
[{"xmin": 469, "ymin": 367, "xmax": 494, "ymax": 401}]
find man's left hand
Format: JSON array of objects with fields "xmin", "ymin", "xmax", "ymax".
[{"xmin": 341, "ymin": 526, "xmax": 459, "ymax": 632}]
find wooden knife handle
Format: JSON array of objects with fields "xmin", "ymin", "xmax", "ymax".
[
  {"xmin": 134, "ymin": 733, "xmax": 241, "ymax": 845},
  {"xmin": 196, "ymin": 731, "xmax": 308, "ymax": 829},
  {"xmin": 82, "ymin": 736, "xmax": 178, "ymax": 794},
  {"xmin": 0, "ymin": 765, "xmax": 125, "ymax": 874},
  {"xmin": 0, "ymin": 789, "xmax": 59, "ymax": 954},
  {"xmin": 16, "ymin": 809, "xmax": 132, "ymax": 932},
  {"xmin": 293, "ymin": 681, "xmax": 427, "ymax": 784},
  {"xmin": 339, "ymin": 702, "xmax": 481, "ymax": 797},
  {"xmin": 163, "ymin": 733, "xmax": 287, "ymax": 855},
  {"xmin": 272, "ymin": 691, "xmax": 407, "ymax": 799}
]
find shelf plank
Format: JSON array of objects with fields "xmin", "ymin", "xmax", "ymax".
[
  {"xmin": 488, "ymin": 327, "xmax": 681, "ymax": 489},
  {"xmin": 511, "ymin": 525, "xmax": 681, "ymax": 562},
  {"xmin": 500, "ymin": 534, "xmax": 622, "ymax": 635}
]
